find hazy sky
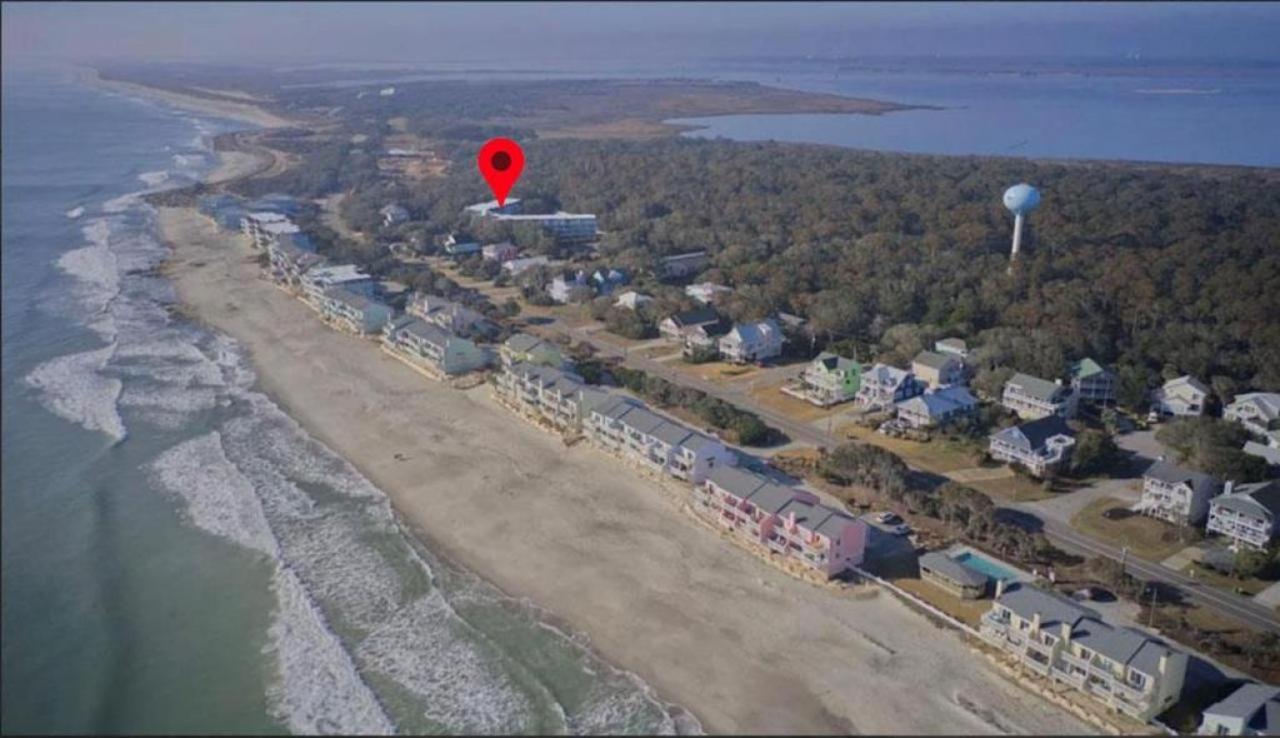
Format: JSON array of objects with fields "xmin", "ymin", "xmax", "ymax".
[{"xmin": 4, "ymin": 2, "xmax": 1279, "ymax": 66}]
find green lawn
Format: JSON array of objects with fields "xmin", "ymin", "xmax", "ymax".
[{"xmin": 1069, "ymin": 497, "xmax": 1195, "ymax": 562}]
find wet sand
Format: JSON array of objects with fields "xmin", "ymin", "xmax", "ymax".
[{"xmin": 158, "ymin": 203, "xmax": 1089, "ymax": 735}]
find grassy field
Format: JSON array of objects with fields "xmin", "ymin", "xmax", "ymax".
[
  {"xmin": 1181, "ymin": 561, "xmax": 1277, "ymax": 597},
  {"xmin": 746, "ymin": 380, "xmax": 849, "ymax": 425},
  {"xmin": 891, "ymin": 577, "xmax": 993, "ymax": 627},
  {"xmin": 1069, "ymin": 497, "xmax": 1195, "ymax": 563}
]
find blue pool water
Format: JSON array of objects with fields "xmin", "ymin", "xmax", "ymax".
[{"xmin": 954, "ymin": 552, "xmax": 1019, "ymax": 582}]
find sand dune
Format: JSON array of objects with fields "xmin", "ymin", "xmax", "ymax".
[{"xmin": 159, "ymin": 204, "xmax": 1089, "ymax": 735}]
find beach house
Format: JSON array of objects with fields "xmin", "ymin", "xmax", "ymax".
[
  {"xmin": 989, "ymin": 415, "xmax": 1077, "ymax": 477},
  {"xmin": 502, "ymin": 256, "xmax": 551, "ymax": 276},
  {"xmin": 613, "ymin": 291, "xmax": 654, "ymax": 310},
  {"xmin": 658, "ymin": 251, "xmax": 709, "ymax": 279},
  {"xmin": 1069, "ymin": 358, "xmax": 1117, "ymax": 404},
  {"xmin": 481, "ymin": 241, "xmax": 519, "ymax": 263},
  {"xmin": 380, "ymin": 203, "xmax": 410, "ymax": 228},
  {"xmin": 718, "ymin": 319, "xmax": 784, "ymax": 364},
  {"xmin": 935, "ymin": 337, "xmax": 970, "ymax": 360},
  {"xmin": 240, "ymin": 211, "xmax": 294, "ymax": 250},
  {"xmin": 692, "ymin": 466, "xmax": 867, "ymax": 579},
  {"xmin": 788, "ymin": 352, "xmax": 861, "ymax": 406},
  {"xmin": 1137, "ymin": 460, "xmax": 1221, "ymax": 527},
  {"xmin": 467, "ymin": 198, "xmax": 599, "ymax": 246},
  {"xmin": 318, "ymin": 287, "xmax": 393, "ymax": 336},
  {"xmin": 979, "ymin": 584, "xmax": 1188, "ymax": 723},
  {"xmin": 1224, "ymin": 392, "xmax": 1280, "ymax": 437},
  {"xmin": 301, "ymin": 265, "xmax": 376, "ymax": 310},
  {"xmin": 499, "ymin": 333, "xmax": 565, "ymax": 369},
  {"xmin": 854, "ymin": 364, "xmax": 923, "ymax": 410},
  {"xmin": 1206, "ymin": 481, "xmax": 1280, "ymax": 550},
  {"xmin": 1002, "ymin": 373, "xmax": 1078, "ymax": 420},
  {"xmin": 659, "ymin": 307, "xmax": 722, "ymax": 342},
  {"xmin": 382, "ymin": 316, "xmax": 491, "ymax": 377},
  {"xmin": 895, "ymin": 386, "xmax": 979, "ymax": 429},
  {"xmin": 1198, "ymin": 683, "xmax": 1279, "ymax": 736},
  {"xmin": 1151, "ymin": 375, "xmax": 1210, "ymax": 418},
  {"xmin": 911, "ymin": 350, "xmax": 965, "ymax": 389},
  {"xmin": 407, "ymin": 293, "xmax": 492, "ymax": 338},
  {"xmin": 685, "ymin": 282, "xmax": 733, "ymax": 306},
  {"xmin": 442, "ymin": 233, "xmax": 482, "ymax": 259}
]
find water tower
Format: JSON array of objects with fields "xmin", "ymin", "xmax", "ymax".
[{"xmin": 1003, "ymin": 183, "xmax": 1041, "ymax": 266}]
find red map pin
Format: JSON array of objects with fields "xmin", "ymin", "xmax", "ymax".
[{"xmin": 477, "ymin": 138, "xmax": 524, "ymax": 208}]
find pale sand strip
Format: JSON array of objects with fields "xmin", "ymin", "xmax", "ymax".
[
  {"xmin": 78, "ymin": 68, "xmax": 296, "ymax": 129},
  {"xmin": 160, "ymin": 204, "xmax": 1090, "ymax": 735}
]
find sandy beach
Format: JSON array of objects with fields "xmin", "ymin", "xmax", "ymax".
[
  {"xmin": 157, "ymin": 203, "xmax": 1089, "ymax": 735},
  {"xmin": 81, "ymin": 68, "xmax": 296, "ymax": 130}
]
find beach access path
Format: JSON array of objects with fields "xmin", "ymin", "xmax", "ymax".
[{"xmin": 159, "ymin": 204, "xmax": 1090, "ymax": 735}]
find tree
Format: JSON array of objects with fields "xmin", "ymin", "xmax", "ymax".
[
  {"xmin": 1070, "ymin": 429, "xmax": 1121, "ymax": 477},
  {"xmin": 1233, "ymin": 546, "xmax": 1275, "ymax": 580}
]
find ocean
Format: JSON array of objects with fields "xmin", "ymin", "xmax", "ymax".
[{"xmin": 0, "ymin": 67, "xmax": 693, "ymax": 735}]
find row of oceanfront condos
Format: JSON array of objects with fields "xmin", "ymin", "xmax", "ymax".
[
  {"xmin": 233, "ymin": 207, "xmax": 874, "ymax": 580},
  {"xmin": 980, "ymin": 579, "xmax": 1279, "ymax": 733}
]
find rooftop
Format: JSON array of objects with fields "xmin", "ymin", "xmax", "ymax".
[
  {"xmin": 920, "ymin": 552, "xmax": 989, "ymax": 588},
  {"xmin": 1006, "ymin": 372, "xmax": 1068, "ymax": 402},
  {"xmin": 913, "ymin": 350, "xmax": 958, "ymax": 371}
]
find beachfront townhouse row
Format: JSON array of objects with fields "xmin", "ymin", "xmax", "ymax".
[
  {"xmin": 382, "ymin": 316, "xmax": 491, "ymax": 377},
  {"xmin": 1137, "ymin": 460, "xmax": 1222, "ymax": 527},
  {"xmin": 465, "ymin": 198, "xmax": 598, "ymax": 245},
  {"xmin": 854, "ymin": 363, "xmax": 923, "ymax": 410},
  {"xmin": 583, "ymin": 395, "xmax": 736, "ymax": 484},
  {"xmin": 1198, "ymin": 682, "xmax": 1279, "ymax": 736},
  {"xmin": 494, "ymin": 361, "xmax": 603, "ymax": 435},
  {"xmin": 691, "ymin": 465, "xmax": 868, "ymax": 579},
  {"xmin": 1224, "ymin": 392, "xmax": 1280, "ymax": 438},
  {"xmin": 317, "ymin": 287, "xmax": 393, "ymax": 336},
  {"xmin": 980, "ymin": 584, "xmax": 1188, "ymax": 723},
  {"xmin": 267, "ymin": 233, "xmax": 325, "ymax": 292},
  {"xmin": 301, "ymin": 265, "xmax": 376, "ymax": 311},
  {"xmin": 1001, "ymin": 373, "xmax": 1078, "ymax": 420},
  {"xmin": 240, "ymin": 211, "xmax": 299, "ymax": 250},
  {"xmin": 499, "ymin": 333, "xmax": 566, "ymax": 370},
  {"xmin": 988, "ymin": 415, "xmax": 1076, "ymax": 477},
  {"xmin": 1151, "ymin": 375, "xmax": 1210, "ymax": 417},
  {"xmin": 1205, "ymin": 480, "xmax": 1280, "ymax": 550}
]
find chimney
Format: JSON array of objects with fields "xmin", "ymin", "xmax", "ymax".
[
  {"xmin": 1031, "ymin": 613, "xmax": 1041, "ymax": 632},
  {"xmin": 1061, "ymin": 622, "xmax": 1072, "ymax": 642},
  {"xmin": 1158, "ymin": 653, "xmax": 1169, "ymax": 676},
  {"xmin": 995, "ymin": 578, "xmax": 1006, "ymax": 599},
  {"xmin": 1224, "ymin": 481, "xmax": 1235, "ymax": 496}
]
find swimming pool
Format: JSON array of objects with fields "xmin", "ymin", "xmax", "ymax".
[{"xmin": 953, "ymin": 551, "xmax": 1019, "ymax": 582}]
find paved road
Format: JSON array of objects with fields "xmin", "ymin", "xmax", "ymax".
[{"xmin": 563, "ymin": 323, "xmax": 1280, "ymax": 634}]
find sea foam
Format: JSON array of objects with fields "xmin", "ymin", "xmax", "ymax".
[{"xmin": 24, "ymin": 345, "xmax": 126, "ymax": 442}]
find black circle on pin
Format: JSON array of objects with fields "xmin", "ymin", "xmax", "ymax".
[{"xmin": 491, "ymin": 151, "xmax": 512, "ymax": 172}]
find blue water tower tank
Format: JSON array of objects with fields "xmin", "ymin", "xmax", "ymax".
[{"xmin": 1003, "ymin": 183, "xmax": 1041, "ymax": 215}]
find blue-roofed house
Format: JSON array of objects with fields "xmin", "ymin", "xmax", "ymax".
[{"xmin": 1199, "ymin": 683, "xmax": 1279, "ymax": 736}]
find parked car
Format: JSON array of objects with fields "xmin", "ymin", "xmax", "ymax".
[
  {"xmin": 876, "ymin": 512, "xmax": 903, "ymax": 525},
  {"xmin": 888, "ymin": 523, "xmax": 913, "ymax": 536},
  {"xmin": 1071, "ymin": 586, "xmax": 1115, "ymax": 603}
]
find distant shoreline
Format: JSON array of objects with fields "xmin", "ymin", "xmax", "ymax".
[{"xmin": 77, "ymin": 67, "xmax": 298, "ymax": 130}]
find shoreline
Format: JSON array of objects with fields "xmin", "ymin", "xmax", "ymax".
[
  {"xmin": 155, "ymin": 189, "xmax": 1090, "ymax": 734},
  {"xmin": 77, "ymin": 67, "xmax": 298, "ymax": 130}
]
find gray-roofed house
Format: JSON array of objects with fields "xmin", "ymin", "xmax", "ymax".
[
  {"xmin": 935, "ymin": 337, "xmax": 970, "ymax": 360},
  {"xmin": 1199, "ymin": 683, "xmax": 1280, "ymax": 736},
  {"xmin": 1151, "ymin": 375, "xmax": 1210, "ymax": 418},
  {"xmin": 1138, "ymin": 460, "xmax": 1223, "ymax": 527},
  {"xmin": 1243, "ymin": 441, "xmax": 1280, "ymax": 467},
  {"xmin": 854, "ymin": 363, "xmax": 924, "ymax": 410},
  {"xmin": 989, "ymin": 415, "xmax": 1076, "ymax": 477},
  {"xmin": 718, "ymin": 319, "xmax": 784, "ymax": 364},
  {"xmin": 896, "ymin": 386, "xmax": 979, "ymax": 429},
  {"xmin": 380, "ymin": 203, "xmax": 410, "ymax": 227},
  {"xmin": 911, "ymin": 350, "xmax": 965, "ymax": 389},
  {"xmin": 659, "ymin": 250, "xmax": 709, "ymax": 279},
  {"xmin": 659, "ymin": 307, "xmax": 722, "ymax": 342},
  {"xmin": 407, "ymin": 293, "xmax": 494, "ymax": 339},
  {"xmin": 318, "ymin": 287, "xmax": 393, "ymax": 335},
  {"xmin": 1206, "ymin": 481, "xmax": 1280, "ymax": 550},
  {"xmin": 1002, "ymin": 372, "xmax": 1078, "ymax": 420},
  {"xmin": 494, "ymin": 361, "xmax": 594, "ymax": 433},
  {"xmin": 1224, "ymin": 392, "xmax": 1280, "ymax": 437},
  {"xmin": 267, "ymin": 233, "xmax": 325, "ymax": 292},
  {"xmin": 980, "ymin": 583, "xmax": 1188, "ymax": 722},
  {"xmin": 382, "ymin": 317, "xmax": 491, "ymax": 377},
  {"xmin": 583, "ymin": 397, "xmax": 734, "ymax": 483},
  {"xmin": 919, "ymin": 552, "xmax": 991, "ymax": 599}
]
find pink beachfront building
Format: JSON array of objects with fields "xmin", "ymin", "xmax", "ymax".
[{"xmin": 693, "ymin": 465, "xmax": 868, "ymax": 578}]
